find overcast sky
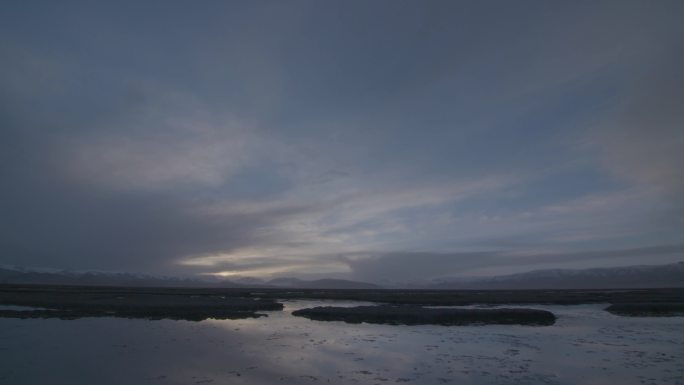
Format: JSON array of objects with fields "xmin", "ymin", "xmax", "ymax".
[{"xmin": 1, "ymin": 0, "xmax": 683, "ymax": 283}]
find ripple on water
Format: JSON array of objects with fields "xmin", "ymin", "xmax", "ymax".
[{"xmin": 0, "ymin": 302, "xmax": 683, "ymax": 384}]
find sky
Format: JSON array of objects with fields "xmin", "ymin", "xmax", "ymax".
[{"xmin": 1, "ymin": 0, "xmax": 683, "ymax": 283}]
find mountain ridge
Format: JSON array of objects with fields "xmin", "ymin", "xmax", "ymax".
[
  {"xmin": 426, "ymin": 262, "xmax": 684, "ymax": 289},
  {"xmin": 0, "ymin": 266, "xmax": 380, "ymax": 289},
  {"xmin": 1, "ymin": 262, "xmax": 683, "ymax": 289}
]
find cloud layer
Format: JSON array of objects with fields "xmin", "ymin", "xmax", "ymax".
[{"xmin": 1, "ymin": 1, "xmax": 682, "ymax": 281}]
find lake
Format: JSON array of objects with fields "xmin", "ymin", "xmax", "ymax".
[{"xmin": 1, "ymin": 301, "xmax": 683, "ymax": 384}]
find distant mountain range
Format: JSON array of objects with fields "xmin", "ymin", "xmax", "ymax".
[
  {"xmin": 0, "ymin": 266, "xmax": 380, "ymax": 289},
  {"xmin": 0, "ymin": 266, "xmax": 224, "ymax": 288},
  {"xmin": 266, "ymin": 277, "xmax": 380, "ymax": 289},
  {"xmin": 227, "ymin": 276, "xmax": 380, "ymax": 289},
  {"xmin": 1, "ymin": 262, "xmax": 683, "ymax": 289},
  {"xmin": 426, "ymin": 262, "xmax": 684, "ymax": 289}
]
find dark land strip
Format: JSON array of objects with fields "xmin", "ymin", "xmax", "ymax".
[
  {"xmin": 1, "ymin": 285, "xmax": 683, "ymax": 321},
  {"xmin": 0, "ymin": 286, "xmax": 283, "ymax": 321},
  {"xmin": 251, "ymin": 287, "xmax": 684, "ymax": 306},
  {"xmin": 293, "ymin": 305, "xmax": 557, "ymax": 326},
  {"xmin": 605, "ymin": 302, "xmax": 684, "ymax": 317}
]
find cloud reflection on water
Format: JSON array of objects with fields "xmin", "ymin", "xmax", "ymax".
[{"xmin": 1, "ymin": 302, "xmax": 683, "ymax": 384}]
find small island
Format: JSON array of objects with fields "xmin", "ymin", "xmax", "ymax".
[{"xmin": 292, "ymin": 305, "xmax": 557, "ymax": 326}]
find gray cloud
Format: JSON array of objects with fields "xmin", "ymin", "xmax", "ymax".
[
  {"xmin": 590, "ymin": 51, "xmax": 684, "ymax": 213},
  {"xmin": 0, "ymin": 169, "xmax": 317, "ymax": 273},
  {"xmin": 1, "ymin": 1, "xmax": 683, "ymax": 280},
  {"xmin": 0, "ymin": 103, "xmax": 313, "ymax": 274},
  {"xmin": 346, "ymin": 244, "xmax": 684, "ymax": 282}
]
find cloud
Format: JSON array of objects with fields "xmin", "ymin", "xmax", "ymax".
[
  {"xmin": 591, "ymin": 55, "xmax": 684, "ymax": 206},
  {"xmin": 345, "ymin": 244, "xmax": 684, "ymax": 282},
  {"xmin": 578, "ymin": 13, "xmax": 684, "ymax": 225},
  {"xmin": 176, "ymin": 175, "xmax": 518, "ymax": 272},
  {"xmin": 58, "ymin": 91, "xmax": 258, "ymax": 191},
  {"xmin": 0, "ymin": 172, "xmax": 318, "ymax": 273},
  {"xmin": 1, "ymin": 1, "xmax": 683, "ymax": 281}
]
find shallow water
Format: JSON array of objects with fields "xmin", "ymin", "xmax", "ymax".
[{"xmin": 1, "ymin": 301, "xmax": 683, "ymax": 385}]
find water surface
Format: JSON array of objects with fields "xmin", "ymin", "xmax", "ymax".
[{"xmin": 1, "ymin": 301, "xmax": 683, "ymax": 384}]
